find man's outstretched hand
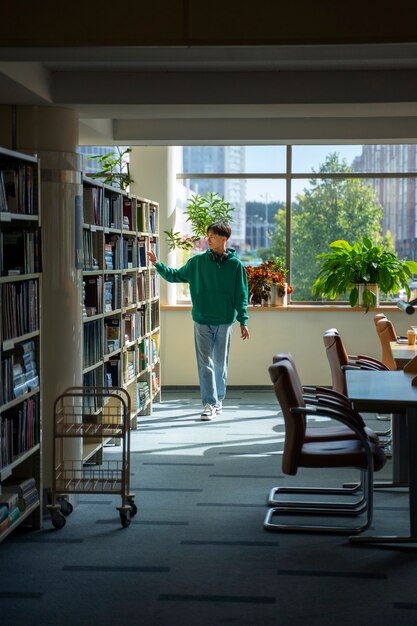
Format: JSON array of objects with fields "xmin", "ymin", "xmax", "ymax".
[{"xmin": 147, "ymin": 250, "xmax": 158, "ymax": 264}]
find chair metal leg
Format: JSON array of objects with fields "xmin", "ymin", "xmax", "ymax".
[{"xmin": 264, "ymin": 469, "xmax": 374, "ymax": 534}]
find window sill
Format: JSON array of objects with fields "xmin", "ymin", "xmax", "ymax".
[{"xmin": 161, "ymin": 304, "xmax": 401, "ymax": 312}]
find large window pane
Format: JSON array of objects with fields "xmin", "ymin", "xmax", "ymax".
[
  {"xmin": 175, "ymin": 177, "xmax": 285, "ymax": 301},
  {"xmin": 290, "ymin": 174, "xmax": 417, "ymax": 302},
  {"xmin": 292, "ymin": 145, "xmax": 417, "ymax": 174},
  {"xmin": 181, "ymin": 145, "xmax": 286, "ymax": 174}
]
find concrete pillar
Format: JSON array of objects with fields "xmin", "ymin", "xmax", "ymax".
[
  {"xmin": 0, "ymin": 105, "xmax": 83, "ymax": 492},
  {"xmin": 129, "ymin": 146, "xmax": 178, "ymax": 305}
]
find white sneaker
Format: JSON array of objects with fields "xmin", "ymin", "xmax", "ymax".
[
  {"xmin": 200, "ymin": 404, "xmax": 215, "ymax": 420},
  {"xmin": 214, "ymin": 401, "xmax": 223, "ymax": 414}
]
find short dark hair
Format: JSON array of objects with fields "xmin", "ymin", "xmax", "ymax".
[{"xmin": 207, "ymin": 221, "xmax": 231, "ymax": 240}]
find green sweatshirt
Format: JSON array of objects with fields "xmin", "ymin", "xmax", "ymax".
[{"xmin": 155, "ymin": 249, "xmax": 249, "ymax": 326}]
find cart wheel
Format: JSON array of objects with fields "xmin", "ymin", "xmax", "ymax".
[
  {"xmin": 59, "ymin": 499, "xmax": 73, "ymax": 517},
  {"xmin": 51, "ymin": 510, "xmax": 66, "ymax": 530},
  {"xmin": 127, "ymin": 498, "xmax": 138, "ymax": 517},
  {"xmin": 120, "ymin": 511, "xmax": 131, "ymax": 528}
]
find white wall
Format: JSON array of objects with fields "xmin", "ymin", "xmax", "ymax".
[{"xmin": 160, "ymin": 307, "xmax": 409, "ymax": 387}]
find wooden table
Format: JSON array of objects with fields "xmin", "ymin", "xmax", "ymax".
[
  {"xmin": 346, "ymin": 369, "xmax": 417, "ymax": 544},
  {"xmin": 390, "ymin": 340, "xmax": 417, "ymax": 368}
]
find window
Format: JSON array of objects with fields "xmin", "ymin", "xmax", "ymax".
[{"xmin": 172, "ymin": 145, "xmax": 417, "ymax": 303}]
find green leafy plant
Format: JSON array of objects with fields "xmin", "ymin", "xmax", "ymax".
[
  {"xmin": 165, "ymin": 192, "xmax": 234, "ymax": 251},
  {"xmin": 87, "ymin": 147, "xmax": 133, "ymax": 190},
  {"xmin": 312, "ymin": 237, "xmax": 417, "ymax": 311}
]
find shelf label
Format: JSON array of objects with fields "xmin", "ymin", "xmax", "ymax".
[{"xmin": 90, "ymin": 224, "xmax": 97, "ymax": 232}]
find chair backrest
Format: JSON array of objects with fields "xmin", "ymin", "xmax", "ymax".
[
  {"xmin": 373, "ymin": 313, "xmax": 387, "ymax": 327},
  {"xmin": 323, "ymin": 328, "xmax": 349, "ymax": 394},
  {"xmin": 375, "ymin": 318, "xmax": 397, "ymax": 370},
  {"xmin": 272, "ymin": 352, "xmax": 305, "ymax": 398},
  {"xmin": 268, "ymin": 358, "xmax": 306, "ymax": 476}
]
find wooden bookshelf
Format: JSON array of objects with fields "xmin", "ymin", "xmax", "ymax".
[
  {"xmin": 81, "ymin": 178, "xmax": 160, "ymax": 462},
  {"xmin": 0, "ymin": 147, "xmax": 42, "ymax": 542}
]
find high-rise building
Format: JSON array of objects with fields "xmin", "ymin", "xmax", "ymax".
[
  {"xmin": 354, "ymin": 145, "xmax": 417, "ymax": 260},
  {"xmin": 182, "ymin": 146, "xmax": 246, "ymax": 250}
]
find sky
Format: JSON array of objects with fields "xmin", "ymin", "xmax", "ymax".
[{"xmin": 244, "ymin": 145, "xmax": 362, "ymax": 201}]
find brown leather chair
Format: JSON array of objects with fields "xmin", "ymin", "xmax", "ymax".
[
  {"xmin": 323, "ymin": 328, "xmax": 388, "ymax": 395},
  {"xmin": 264, "ymin": 359, "xmax": 387, "ymax": 533},
  {"xmin": 272, "ymin": 352, "xmax": 380, "ymax": 445},
  {"xmin": 375, "ymin": 317, "xmax": 397, "ymax": 371}
]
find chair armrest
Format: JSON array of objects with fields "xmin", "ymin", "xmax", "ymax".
[
  {"xmin": 291, "ymin": 405, "xmax": 369, "ymax": 442},
  {"xmin": 302, "ymin": 395, "xmax": 365, "ymax": 428}
]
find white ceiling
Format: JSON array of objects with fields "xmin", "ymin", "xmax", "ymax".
[{"xmin": 2, "ymin": 43, "xmax": 417, "ymax": 144}]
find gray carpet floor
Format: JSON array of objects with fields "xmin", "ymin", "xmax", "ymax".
[{"xmin": 1, "ymin": 389, "xmax": 417, "ymax": 626}]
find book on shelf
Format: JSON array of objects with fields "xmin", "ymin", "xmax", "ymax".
[
  {"xmin": 0, "ymin": 492, "xmax": 19, "ymax": 511},
  {"xmin": 105, "ymin": 358, "xmax": 120, "ymax": 387},
  {"xmin": 16, "ymin": 486, "xmax": 39, "ymax": 511},
  {"xmin": 0, "ymin": 504, "xmax": 9, "ymax": 524},
  {"xmin": 105, "ymin": 318, "xmax": 121, "ymax": 353},
  {"xmin": 9, "ymin": 506, "xmax": 21, "ymax": 525},
  {"xmin": 123, "ymin": 198, "xmax": 134, "ymax": 231},
  {"xmin": 84, "ymin": 276, "xmax": 103, "ymax": 315},
  {"xmin": 1, "ymin": 279, "xmax": 39, "ymax": 341},
  {"xmin": 2, "ymin": 476, "xmax": 37, "ymax": 497},
  {"xmin": 83, "ymin": 186, "xmax": 102, "ymax": 225}
]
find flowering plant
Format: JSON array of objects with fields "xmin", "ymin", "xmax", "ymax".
[{"xmin": 246, "ymin": 257, "xmax": 293, "ymax": 305}]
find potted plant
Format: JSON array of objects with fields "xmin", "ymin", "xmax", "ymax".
[
  {"xmin": 87, "ymin": 147, "xmax": 133, "ymax": 190},
  {"xmin": 165, "ymin": 192, "xmax": 234, "ymax": 250},
  {"xmin": 312, "ymin": 237, "xmax": 417, "ymax": 311},
  {"xmin": 246, "ymin": 257, "xmax": 293, "ymax": 306}
]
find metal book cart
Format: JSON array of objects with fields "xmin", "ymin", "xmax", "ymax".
[{"xmin": 47, "ymin": 386, "xmax": 137, "ymax": 529}]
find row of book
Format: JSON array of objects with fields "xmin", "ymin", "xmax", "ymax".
[
  {"xmin": 1, "ymin": 340, "xmax": 39, "ymax": 405},
  {"xmin": 83, "ymin": 233, "xmax": 152, "ymax": 272},
  {"xmin": 83, "ymin": 275, "xmax": 151, "ymax": 316},
  {"xmin": 0, "ymin": 165, "xmax": 35, "ymax": 214},
  {"xmin": 0, "ymin": 228, "xmax": 42, "ymax": 276},
  {"xmin": 0, "ymin": 477, "xmax": 39, "ymax": 534},
  {"xmin": 83, "ymin": 319, "xmax": 103, "ymax": 369},
  {"xmin": 0, "ymin": 397, "xmax": 39, "ymax": 468},
  {"xmin": 82, "ymin": 229, "xmax": 100, "ymax": 271},
  {"xmin": 123, "ymin": 348, "xmax": 135, "ymax": 384},
  {"xmin": 137, "ymin": 381, "xmax": 150, "ymax": 411},
  {"xmin": 1, "ymin": 279, "xmax": 39, "ymax": 341},
  {"xmin": 83, "ymin": 186, "xmax": 103, "ymax": 225}
]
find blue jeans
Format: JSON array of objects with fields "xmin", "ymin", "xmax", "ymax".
[{"xmin": 194, "ymin": 323, "xmax": 233, "ymax": 406}]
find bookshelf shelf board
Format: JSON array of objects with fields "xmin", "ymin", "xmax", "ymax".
[
  {"xmin": 103, "ymin": 308, "xmax": 122, "ymax": 317},
  {"xmin": 123, "ymin": 229, "xmax": 137, "ymax": 237},
  {"xmin": 0, "ymin": 146, "xmax": 37, "ymax": 163},
  {"xmin": 0, "ymin": 272, "xmax": 41, "ymax": 284},
  {"xmin": 123, "ymin": 340, "xmax": 136, "ymax": 350},
  {"xmin": 103, "ymin": 349, "xmax": 121, "ymax": 361},
  {"xmin": 122, "ymin": 304, "xmax": 137, "ymax": 313},
  {"xmin": 83, "ymin": 269, "xmax": 103, "ymax": 276},
  {"xmin": 83, "ymin": 313, "xmax": 103, "ymax": 323},
  {"xmin": 0, "ymin": 444, "xmax": 41, "ymax": 479},
  {"xmin": 103, "ymin": 269, "xmax": 120, "ymax": 275},
  {"xmin": 83, "ymin": 361, "xmax": 104, "ymax": 375},
  {"xmin": 0, "ymin": 387, "xmax": 40, "ymax": 415},
  {"xmin": 122, "ymin": 268, "xmax": 137, "ymax": 274},
  {"xmin": 152, "ymin": 387, "xmax": 161, "ymax": 400},
  {"xmin": 0, "ymin": 500, "xmax": 41, "ymax": 542},
  {"xmin": 0, "ymin": 212, "xmax": 39, "ymax": 223},
  {"xmin": 83, "ymin": 440, "xmax": 112, "ymax": 463},
  {"xmin": 84, "ymin": 224, "xmax": 104, "ymax": 232},
  {"xmin": 2, "ymin": 329, "xmax": 40, "ymax": 351}
]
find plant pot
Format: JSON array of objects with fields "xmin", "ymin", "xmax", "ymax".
[
  {"xmin": 267, "ymin": 284, "xmax": 287, "ymax": 307},
  {"xmin": 356, "ymin": 283, "xmax": 380, "ymax": 308}
]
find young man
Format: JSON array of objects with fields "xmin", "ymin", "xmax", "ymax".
[{"xmin": 147, "ymin": 221, "xmax": 249, "ymax": 420}]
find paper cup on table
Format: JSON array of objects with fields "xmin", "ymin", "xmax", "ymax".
[{"xmin": 407, "ymin": 329, "xmax": 417, "ymax": 345}]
